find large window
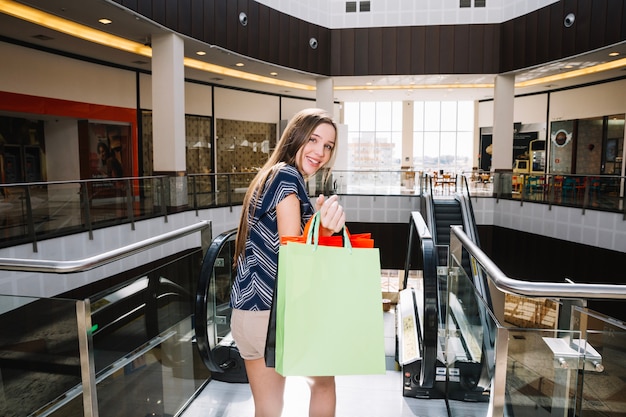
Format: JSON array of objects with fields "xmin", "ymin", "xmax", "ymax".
[
  {"xmin": 343, "ymin": 100, "xmax": 474, "ymax": 175},
  {"xmin": 413, "ymin": 101, "xmax": 474, "ymax": 174},
  {"xmin": 344, "ymin": 101, "xmax": 402, "ymax": 170}
]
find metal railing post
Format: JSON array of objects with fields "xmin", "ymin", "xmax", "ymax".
[{"xmin": 76, "ymin": 299, "xmax": 98, "ymax": 417}]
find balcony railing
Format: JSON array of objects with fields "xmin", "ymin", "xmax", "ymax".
[{"xmin": 0, "ymin": 171, "xmax": 623, "ymax": 250}]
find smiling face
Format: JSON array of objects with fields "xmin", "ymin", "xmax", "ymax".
[{"xmin": 295, "ymin": 122, "xmax": 336, "ymax": 177}]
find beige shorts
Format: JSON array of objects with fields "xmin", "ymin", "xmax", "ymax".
[{"xmin": 230, "ymin": 308, "xmax": 270, "ymax": 360}]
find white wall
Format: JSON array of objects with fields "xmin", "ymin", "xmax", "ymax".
[
  {"xmin": 472, "ymin": 197, "xmax": 626, "ymax": 253},
  {"xmin": 549, "ymin": 79, "xmax": 626, "ymax": 121},
  {"xmin": 0, "ymin": 42, "xmax": 136, "ymax": 108},
  {"xmin": 214, "ymin": 87, "xmax": 280, "ymax": 122}
]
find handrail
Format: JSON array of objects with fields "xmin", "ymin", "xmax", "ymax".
[
  {"xmin": 451, "ymin": 225, "xmax": 626, "ymax": 299},
  {"xmin": 403, "ymin": 211, "xmax": 438, "ymax": 388},
  {"xmin": 0, "ymin": 221, "xmax": 210, "ymax": 274}
]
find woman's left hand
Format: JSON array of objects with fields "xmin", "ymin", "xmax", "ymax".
[{"xmin": 315, "ymin": 194, "xmax": 345, "ymax": 234}]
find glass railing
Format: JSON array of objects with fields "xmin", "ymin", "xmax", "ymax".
[
  {"xmin": 0, "ymin": 171, "xmax": 623, "ymax": 250},
  {"xmin": 446, "ymin": 223, "xmax": 626, "ymax": 417},
  {"xmin": 570, "ymin": 306, "xmax": 626, "ymax": 416},
  {"xmin": 492, "ymin": 172, "xmax": 625, "ymax": 214},
  {"xmin": 0, "ymin": 224, "xmax": 211, "ymax": 416}
]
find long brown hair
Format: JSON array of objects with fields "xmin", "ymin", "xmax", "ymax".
[{"xmin": 233, "ymin": 108, "xmax": 338, "ymax": 265}]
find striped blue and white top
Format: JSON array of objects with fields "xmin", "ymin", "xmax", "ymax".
[{"xmin": 230, "ymin": 164, "xmax": 314, "ymax": 311}]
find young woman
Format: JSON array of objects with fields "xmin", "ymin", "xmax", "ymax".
[{"xmin": 230, "ymin": 108, "xmax": 345, "ymax": 417}]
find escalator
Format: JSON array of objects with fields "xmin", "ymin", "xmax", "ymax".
[
  {"xmin": 194, "ymin": 229, "xmax": 248, "ymax": 384},
  {"xmin": 400, "ymin": 186, "xmax": 493, "ymax": 405}
]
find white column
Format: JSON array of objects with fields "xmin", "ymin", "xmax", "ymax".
[
  {"xmin": 316, "ymin": 78, "xmax": 334, "ymax": 115},
  {"xmin": 151, "ymin": 33, "xmax": 187, "ymax": 207},
  {"xmin": 402, "ymin": 101, "xmax": 414, "ymax": 167},
  {"xmin": 491, "ymin": 74, "xmax": 515, "ymax": 172},
  {"xmin": 151, "ymin": 33, "xmax": 186, "ymax": 174}
]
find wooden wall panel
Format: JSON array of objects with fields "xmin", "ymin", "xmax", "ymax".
[
  {"xmin": 396, "ymin": 27, "xmax": 411, "ymax": 75},
  {"xmin": 409, "ymin": 26, "xmax": 426, "ymax": 74},
  {"xmin": 500, "ymin": 21, "xmax": 514, "ymax": 73},
  {"xmin": 213, "ymin": 0, "xmax": 227, "ymax": 47},
  {"xmin": 225, "ymin": 1, "xmax": 238, "ymax": 52},
  {"xmin": 382, "ymin": 28, "xmax": 397, "ymax": 75},
  {"xmin": 177, "ymin": 0, "xmax": 192, "ymax": 35},
  {"xmin": 535, "ymin": 8, "xmax": 551, "ymax": 65},
  {"xmin": 467, "ymin": 25, "xmax": 485, "ymax": 73},
  {"xmin": 577, "ymin": 0, "xmax": 593, "ymax": 51},
  {"xmin": 354, "ymin": 28, "xmax": 369, "ymax": 76},
  {"xmin": 267, "ymin": 9, "xmax": 280, "ymax": 64},
  {"xmin": 605, "ymin": 1, "xmax": 624, "ymax": 42},
  {"xmin": 438, "ymin": 25, "xmax": 454, "ymax": 73},
  {"xmin": 453, "ymin": 25, "xmax": 470, "ymax": 73},
  {"xmin": 114, "ymin": 0, "xmax": 625, "ymax": 79},
  {"xmin": 190, "ymin": 0, "xmax": 204, "ymax": 40},
  {"xmin": 423, "ymin": 27, "xmax": 440, "ymax": 74}
]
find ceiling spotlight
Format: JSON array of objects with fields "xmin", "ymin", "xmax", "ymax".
[
  {"xmin": 270, "ymin": 72, "xmax": 278, "ymax": 76},
  {"xmin": 196, "ymin": 51, "xmax": 206, "ymax": 56},
  {"xmin": 609, "ymin": 52, "xmax": 620, "ymax": 57},
  {"xmin": 98, "ymin": 18, "xmax": 112, "ymax": 25},
  {"xmin": 564, "ymin": 13, "xmax": 575, "ymax": 28},
  {"xmin": 239, "ymin": 12, "xmax": 248, "ymax": 26},
  {"xmin": 309, "ymin": 37, "xmax": 318, "ymax": 49},
  {"xmin": 235, "ymin": 62, "xmax": 244, "ymax": 67}
]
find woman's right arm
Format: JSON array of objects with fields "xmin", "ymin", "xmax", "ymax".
[{"xmin": 276, "ymin": 193, "xmax": 301, "ymax": 238}]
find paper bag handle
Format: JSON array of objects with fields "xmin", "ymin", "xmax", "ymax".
[{"xmin": 306, "ymin": 212, "xmax": 352, "ymax": 251}]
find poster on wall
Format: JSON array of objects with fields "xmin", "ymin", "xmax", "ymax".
[
  {"xmin": 79, "ymin": 121, "xmax": 132, "ymax": 198},
  {"xmin": 88, "ymin": 123, "xmax": 128, "ymax": 179}
]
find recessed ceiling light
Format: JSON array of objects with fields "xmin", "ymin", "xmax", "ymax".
[
  {"xmin": 564, "ymin": 65, "xmax": 574, "ymax": 69},
  {"xmin": 609, "ymin": 52, "xmax": 620, "ymax": 57},
  {"xmin": 98, "ymin": 18, "xmax": 112, "ymax": 25},
  {"xmin": 196, "ymin": 51, "xmax": 206, "ymax": 56},
  {"xmin": 235, "ymin": 62, "xmax": 244, "ymax": 67},
  {"xmin": 270, "ymin": 72, "xmax": 278, "ymax": 76}
]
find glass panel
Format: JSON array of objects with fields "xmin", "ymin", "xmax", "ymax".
[
  {"xmin": 375, "ymin": 101, "xmax": 392, "ymax": 131},
  {"xmin": 571, "ymin": 306, "xmax": 626, "ymax": 416},
  {"xmin": 424, "ymin": 131, "xmax": 440, "ymax": 173},
  {"xmin": 412, "ymin": 131, "xmax": 424, "ymax": 172},
  {"xmin": 457, "ymin": 101, "xmax": 474, "ymax": 132},
  {"xmin": 424, "ymin": 102, "xmax": 440, "ymax": 132},
  {"xmin": 413, "ymin": 101, "xmax": 425, "ymax": 131},
  {"xmin": 89, "ymin": 249, "xmax": 207, "ymax": 417},
  {"xmin": 0, "ymin": 295, "xmax": 82, "ymax": 416},
  {"xmin": 446, "ymin": 239, "xmax": 583, "ymax": 417},
  {"xmin": 440, "ymin": 101, "xmax": 457, "ymax": 131},
  {"xmin": 445, "ymin": 262, "xmax": 492, "ymax": 408},
  {"xmin": 359, "ymin": 102, "xmax": 376, "ymax": 131}
]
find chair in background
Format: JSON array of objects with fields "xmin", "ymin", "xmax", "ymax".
[
  {"xmin": 524, "ymin": 175, "xmax": 545, "ymax": 196},
  {"xmin": 562, "ymin": 176, "xmax": 585, "ymax": 202}
]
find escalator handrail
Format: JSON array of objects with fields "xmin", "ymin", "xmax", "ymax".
[
  {"xmin": 0, "ymin": 221, "xmax": 211, "ymax": 273},
  {"xmin": 194, "ymin": 228, "xmax": 237, "ymax": 373},
  {"xmin": 451, "ymin": 225, "xmax": 626, "ymax": 299},
  {"xmin": 404, "ymin": 211, "xmax": 438, "ymax": 388}
]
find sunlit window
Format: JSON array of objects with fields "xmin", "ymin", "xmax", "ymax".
[
  {"xmin": 343, "ymin": 100, "xmax": 474, "ymax": 184},
  {"xmin": 413, "ymin": 101, "xmax": 474, "ymax": 174}
]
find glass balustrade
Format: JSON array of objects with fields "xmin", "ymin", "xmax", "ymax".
[{"xmin": 0, "ymin": 248, "xmax": 208, "ymax": 417}]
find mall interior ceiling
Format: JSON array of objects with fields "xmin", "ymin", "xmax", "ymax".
[{"xmin": 0, "ymin": 0, "xmax": 625, "ymax": 103}]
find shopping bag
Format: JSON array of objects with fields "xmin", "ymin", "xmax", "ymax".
[
  {"xmin": 264, "ymin": 214, "xmax": 376, "ymax": 368},
  {"xmin": 280, "ymin": 215, "xmax": 374, "ymax": 248},
  {"xmin": 273, "ymin": 212, "xmax": 386, "ymax": 376}
]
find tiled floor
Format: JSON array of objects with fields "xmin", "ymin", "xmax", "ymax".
[
  {"xmin": 179, "ymin": 308, "xmax": 452, "ymax": 417},
  {"xmin": 179, "ymin": 371, "xmax": 450, "ymax": 417}
]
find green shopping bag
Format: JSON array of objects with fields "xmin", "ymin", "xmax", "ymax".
[{"xmin": 275, "ymin": 213, "xmax": 386, "ymax": 376}]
